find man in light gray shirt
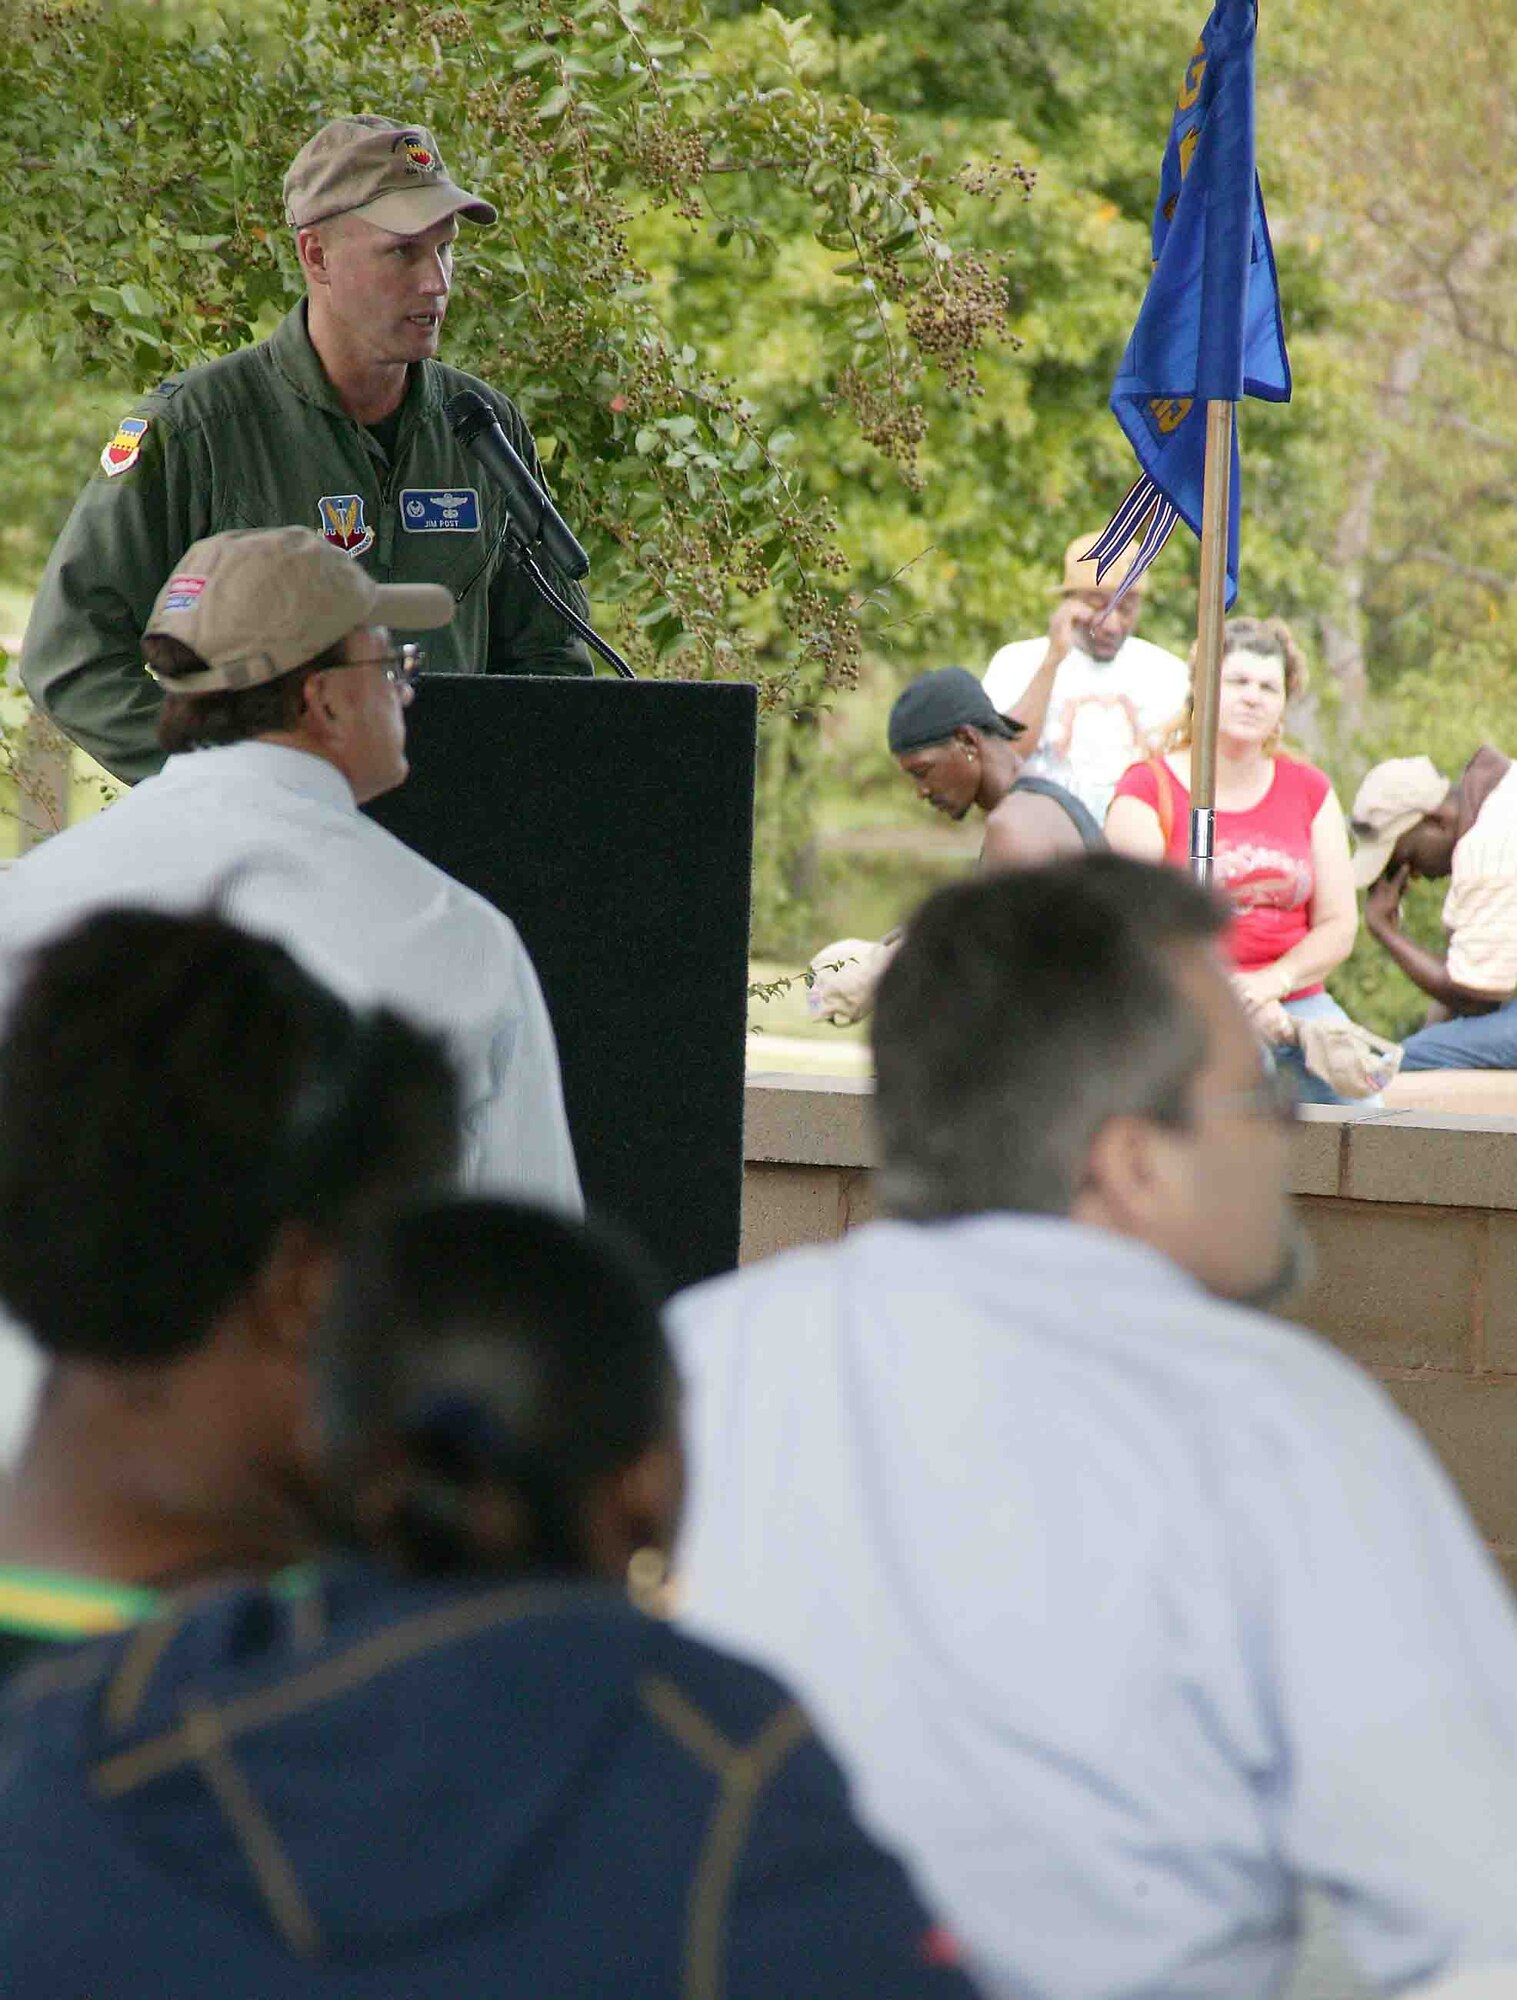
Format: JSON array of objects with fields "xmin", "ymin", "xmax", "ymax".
[
  {"xmin": 671, "ymin": 856, "xmax": 1517, "ymax": 2000},
  {"xmin": 0, "ymin": 525, "xmax": 580, "ymax": 1213}
]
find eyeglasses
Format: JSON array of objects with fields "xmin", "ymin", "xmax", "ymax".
[
  {"xmin": 331, "ymin": 644, "xmax": 425, "ymax": 689},
  {"xmin": 1194, "ymin": 1056, "xmax": 1300, "ymax": 1128},
  {"xmin": 375, "ymin": 644, "xmax": 424, "ymax": 689}
]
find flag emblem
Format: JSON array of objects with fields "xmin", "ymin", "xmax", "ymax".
[
  {"xmin": 161, "ymin": 573, "xmax": 206, "ymax": 613},
  {"xmin": 317, "ymin": 494, "xmax": 375, "ymax": 557},
  {"xmin": 100, "ymin": 416, "xmax": 149, "ymax": 478},
  {"xmin": 1087, "ymin": 0, "xmax": 1290, "ymax": 608}
]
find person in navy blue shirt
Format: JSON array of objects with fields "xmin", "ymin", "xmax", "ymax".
[{"xmin": 0, "ymin": 1200, "xmax": 979, "ymax": 2000}]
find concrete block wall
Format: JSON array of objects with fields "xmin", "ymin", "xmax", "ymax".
[{"xmin": 743, "ymin": 1077, "xmax": 1517, "ymax": 1595}]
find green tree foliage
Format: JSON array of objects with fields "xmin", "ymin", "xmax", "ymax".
[
  {"xmin": 5, "ymin": 0, "xmax": 1512, "ymax": 998},
  {"xmin": 679, "ymin": 0, "xmax": 1345, "ymax": 944},
  {"xmin": 0, "ymin": 0, "xmax": 1009, "ymax": 695},
  {"xmin": 0, "ymin": 0, "xmax": 1033, "ymax": 935},
  {"xmin": 726, "ymin": 0, "xmax": 1517, "ymax": 1015},
  {"xmin": 1254, "ymin": 0, "xmax": 1517, "ymax": 1035},
  {"xmin": 1268, "ymin": 0, "xmax": 1517, "ymax": 727}
]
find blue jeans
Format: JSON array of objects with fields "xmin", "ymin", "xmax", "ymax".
[
  {"xmin": 1275, "ymin": 990, "xmax": 1374, "ymax": 1107},
  {"xmin": 1400, "ymin": 997, "xmax": 1517, "ymax": 1070}
]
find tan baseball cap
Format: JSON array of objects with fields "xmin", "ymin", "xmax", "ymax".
[
  {"xmin": 283, "ymin": 114, "xmax": 497, "ymax": 234},
  {"xmin": 1349, "ymin": 755, "xmax": 1452, "ymax": 889},
  {"xmin": 1057, "ymin": 534, "xmax": 1147, "ymax": 597},
  {"xmin": 144, "ymin": 527, "xmax": 455, "ymax": 695}
]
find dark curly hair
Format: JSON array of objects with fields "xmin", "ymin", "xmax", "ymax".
[
  {"xmin": 0, "ymin": 908, "xmax": 459, "ymax": 1364},
  {"xmin": 316, "ymin": 1200, "xmax": 675, "ymax": 1577}
]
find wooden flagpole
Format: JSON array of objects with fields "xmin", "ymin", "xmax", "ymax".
[{"xmin": 1189, "ymin": 399, "xmax": 1234, "ymax": 883}]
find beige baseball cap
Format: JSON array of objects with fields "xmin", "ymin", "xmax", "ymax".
[
  {"xmin": 1349, "ymin": 755, "xmax": 1452, "ymax": 889},
  {"xmin": 144, "ymin": 527, "xmax": 455, "ymax": 695},
  {"xmin": 1057, "ymin": 534, "xmax": 1147, "ymax": 597},
  {"xmin": 283, "ymin": 114, "xmax": 497, "ymax": 234},
  {"xmin": 1296, "ymin": 1016, "xmax": 1403, "ymax": 1099}
]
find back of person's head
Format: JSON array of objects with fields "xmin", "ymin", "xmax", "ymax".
[
  {"xmin": 0, "ymin": 909, "xmax": 459, "ymax": 1365},
  {"xmin": 149, "ymin": 633, "xmax": 346, "ymax": 754},
  {"xmin": 873, "ymin": 855, "xmax": 1225, "ymax": 1220},
  {"xmin": 143, "ymin": 525, "xmax": 452, "ymax": 756},
  {"xmin": 315, "ymin": 1199, "xmax": 679, "ymax": 1581}
]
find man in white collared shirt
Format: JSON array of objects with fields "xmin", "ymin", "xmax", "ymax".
[
  {"xmin": 670, "ymin": 856, "xmax": 1517, "ymax": 2000},
  {"xmin": 0, "ymin": 525, "xmax": 580, "ymax": 1215}
]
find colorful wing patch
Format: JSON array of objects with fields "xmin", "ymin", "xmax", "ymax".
[{"xmin": 100, "ymin": 416, "xmax": 149, "ymax": 478}]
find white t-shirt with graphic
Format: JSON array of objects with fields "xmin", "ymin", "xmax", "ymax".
[{"xmin": 982, "ymin": 633, "xmax": 1189, "ymax": 824}]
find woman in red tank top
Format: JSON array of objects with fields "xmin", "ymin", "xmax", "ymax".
[{"xmin": 1104, "ymin": 618, "xmax": 1360, "ymax": 1104}]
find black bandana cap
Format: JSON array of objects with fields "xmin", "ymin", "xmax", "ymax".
[{"xmin": 888, "ymin": 667, "xmax": 1026, "ymax": 756}]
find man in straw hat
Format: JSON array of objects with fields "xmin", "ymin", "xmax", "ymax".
[
  {"xmin": 981, "ymin": 533, "xmax": 1189, "ymax": 822},
  {"xmin": 0, "ymin": 524, "xmax": 581, "ymax": 1214},
  {"xmin": 1353, "ymin": 745, "xmax": 1517, "ymax": 1070},
  {"xmin": 22, "ymin": 113, "xmax": 590, "ymax": 785}
]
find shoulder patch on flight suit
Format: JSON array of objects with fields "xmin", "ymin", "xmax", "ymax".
[{"xmin": 100, "ymin": 416, "xmax": 149, "ymax": 478}]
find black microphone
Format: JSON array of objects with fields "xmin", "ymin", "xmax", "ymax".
[{"xmin": 445, "ymin": 389, "xmax": 590, "ymax": 582}]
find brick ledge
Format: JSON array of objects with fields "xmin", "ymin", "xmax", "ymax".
[{"xmin": 745, "ymin": 1073, "xmax": 1517, "ymax": 1208}]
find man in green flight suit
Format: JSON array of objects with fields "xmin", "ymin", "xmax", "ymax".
[{"xmin": 21, "ymin": 114, "xmax": 592, "ymax": 783}]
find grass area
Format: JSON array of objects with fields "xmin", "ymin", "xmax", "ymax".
[{"xmin": 0, "ymin": 583, "xmax": 31, "ymax": 650}]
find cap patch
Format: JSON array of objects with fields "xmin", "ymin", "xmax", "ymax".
[
  {"xmin": 317, "ymin": 493, "xmax": 375, "ymax": 558},
  {"xmin": 398, "ymin": 134, "xmax": 438, "ymax": 175},
  {"xmin": 161, "ymin": 574, "xmax": 206, "ymax": 613},
  {"xmin": 101, "ymin": 416, "xmax": 149, "ymax": 478}
]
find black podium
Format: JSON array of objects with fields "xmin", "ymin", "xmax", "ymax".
[{"xmin": 367, "ymin": 676, "xmax": 757, "ymax": 1295}]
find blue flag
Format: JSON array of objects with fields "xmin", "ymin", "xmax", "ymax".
[{"xmin": 1086, "ymin": 0, "xmax": 1290, "ymax": 608}]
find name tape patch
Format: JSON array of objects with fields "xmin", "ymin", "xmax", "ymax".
[{"xmin": 400, "ymin": 487, "xmax": 480, "ymax": 534}]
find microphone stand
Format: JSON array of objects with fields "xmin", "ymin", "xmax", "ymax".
[{"xmin": 499, "ymin": 528, "xmax": 637, "ymax": 681}]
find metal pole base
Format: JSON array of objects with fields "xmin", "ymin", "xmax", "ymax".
[{"xmin": 1189, "ymin": 804, "xmax": 1216, "ymax": 888}]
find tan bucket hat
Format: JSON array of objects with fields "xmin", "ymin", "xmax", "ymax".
[
  {"xmin": 144, "ymin": 527, "xmax": 455, "ymax": 694},
  {"xmin": 1348, "ymin": 755, "xmax": 1451, "ymax": 889},
  {"xmin": 283, "ymin": 114, "xmax": 497, "ymax": 234},
  {"xmin": 1057, "ymin": 534, "xmax": 1147, "ymax": 597}
]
